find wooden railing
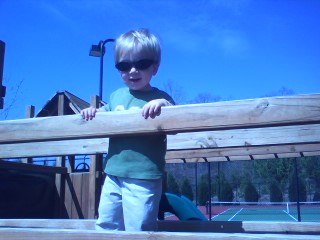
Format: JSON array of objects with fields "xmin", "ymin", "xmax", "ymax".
[
  {"xmin": 0, "ymin": 94, "xmax": 319, "ymax": 160},
  {"xmin": 0, "ymin": 93, "xmax": 320, "ymax": 239}
]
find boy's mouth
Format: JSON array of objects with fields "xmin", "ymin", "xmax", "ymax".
[{"xmin": 130, "ymin": 78, "xmax": 140, "ymax": 82}]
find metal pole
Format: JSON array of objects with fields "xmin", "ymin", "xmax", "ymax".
[
  {"xmin": 195, "ymin": 162, "xmax": 198, "ymax": 206},
  {"xmin": 98, "ymin": 39, "xmax": 115, "ymax": 101},
  {"xmin": 294, "ymin": 157, "xmax": 301, "ymax": 222},
  {"xmin": 205, "ymin": 158, "xmax": 212, "ymax": 221},
  {"xmin": 99, "ymin": 44, "xmax": 104, "ymax": 100},
  {"xmin": 0, "ymin": 40, "xmax": 6, "ymax": 109}
]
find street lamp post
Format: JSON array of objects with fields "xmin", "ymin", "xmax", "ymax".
[
  {"xmin": 0, "ymin": 40, "xmax": 6, "ymax": 109},
  {"xmin": 89, "ymin": 38, "xmax": 115, "ymax": 101}
]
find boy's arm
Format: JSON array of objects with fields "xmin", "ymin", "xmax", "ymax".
[{"xmin": 142, "ymin": 98, "xmax": 173, "ymax": 119}]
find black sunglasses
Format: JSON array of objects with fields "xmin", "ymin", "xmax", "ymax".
[{"xmin": 115, "ymin": 59, "xmax": 155, "ymax": 72}]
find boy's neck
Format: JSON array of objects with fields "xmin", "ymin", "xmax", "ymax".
[{"xmin": 130, "ymin": 85, "xmax": 153, "ymax": 92}]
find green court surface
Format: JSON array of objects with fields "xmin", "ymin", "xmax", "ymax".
[{"xmin": 210, "ymin": 203, "xmax": 320, "ymax": 222}]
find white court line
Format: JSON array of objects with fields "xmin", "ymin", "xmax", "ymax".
[
  {"xmin": 283, "ymin": 209, "xmax": 298, "ymax": 221},
  {"xmin": 211, "ymin": 208, "xmax": 231, "ymax": 220},
  {"xmin": 228, "ymin": 208, "xmax": 243, "ymax": 221}
]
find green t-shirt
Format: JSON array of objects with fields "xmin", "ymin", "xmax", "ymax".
[{"xmin": 104, "ymin": 87, "xmax": 175, "ymax": 180}]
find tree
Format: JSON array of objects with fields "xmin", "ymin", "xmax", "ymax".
[
  {"xmin": 231, "ymin": 172, "xmax": 242, "ymax": 201},
  {"xmin": 301, "ymin": 156, "xmax": 320, "ymax": 191},
  {"xmin": 180, "ymin": 178, "xmax": 194, "ymax": 201},
  {"xmin": 313, "ymin": 192, "xmax": 320, "ymax": 201},
  {"xmin": 219, "ymin": 180, "xmax": 234, "ymax": 202},
  {"xmin": 288, "ymin": 173, "xmax": 307, "ymax": 202},
  {"xmin": 244, "ymin": 181, "xmax": 259, "ymax": 202},
  {"xmin": 163, "ymin": 79, "xmax": 186, "ymax": 104},
  {"xmin": 262, "ymin": 86, "xmax": 295, "ymax": 97},
  {"xmin": 197, "ymin": 174, "xmax": 209, "ymax": 205},
  {"xmin": 0, "ymin": 77, "xmax": 24, "ymax": 120},
  {"xmin": 166, "ymin": 172, "xmax": 180, "ymax": 194},
  {"xmin": 253, "ymin": 158, "xmax": 293, "ymax": 193},
  {"xmin": 190, "ymin": 92, "xmax": 221, "ymax": 103},
  {"xmin": 269, "ymin": 180, "xmax": 283, "ymax": 202}
]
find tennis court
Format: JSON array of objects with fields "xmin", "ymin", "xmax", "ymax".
[{"xmin": 209, "ymin": 201, "xmax": 320, "ymax": 222}]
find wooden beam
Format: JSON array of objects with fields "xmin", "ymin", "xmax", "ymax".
[
  {"xmin": 0, "ymin": 227, "xmax": 319, "ymax": 240},
  {"xmin": 0, "ymin": 159, "xmax": 67, "ymax": 174},
  {"xmin": 0, "ymin": 124, "xmax": 319, "ymax": 159},
  {"xmin": 0, "ymin": 228, "xmax": 319, "ymax": 240},
  {"xmin": 0, "ymin": 219, "xmax": 319, "ymax": 234},
  {"xmin": 88, "ymin": 95, "xmax": 104, "ymax": 218},
  {"xmin": 165, "ymin": 143, "xmax": 320, "ymax": 162},
  {"xmin": 21, "ymin": 105, "xmax": 35, "ymax": 163},
  {"xmin": 167, "ymin": 124, "xmax": 320, "ymax": 150},
  {"xmin": 0, "ymin": 94, "xmax": 319, "ymax": 144},
  {"xmin": 0, "ymin": 138, "xmax": 108, "ymax": 159},
  {"xmin": 0, "ymin": 139, "xmax": 318, "ymax": 161},
  {"xmin": 158, "ymin": 221, "xmax": 320, "ymax": 234}
]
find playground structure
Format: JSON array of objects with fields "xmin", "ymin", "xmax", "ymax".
[{"xmin": 0, "ymin": 93, "xmax": 320, "ymax": 239}]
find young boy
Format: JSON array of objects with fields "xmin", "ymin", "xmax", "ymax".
[{"xmin": 81, "ymin": 29, "xmax": 174, "ymax": 231}]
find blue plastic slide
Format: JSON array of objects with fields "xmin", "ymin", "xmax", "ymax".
[{"xmin": 159, "ymin": 192, "xmax": 208, "ymax": 221}]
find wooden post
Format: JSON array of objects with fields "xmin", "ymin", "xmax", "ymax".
[
  {"xmin": 88, "ymin": 95, "xmax": 104, "ymax": 219},
  {"xmin": 55, "ymin": 93, "xmax": 67, "ymax": 217},
  {"xmin": 21, "ymin": 105, "xmax": 35, "ymax": 164}
]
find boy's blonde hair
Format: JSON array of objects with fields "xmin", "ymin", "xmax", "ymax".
[{"xmin": 115, "ymin": 29, "xmax": 161, "ymax": 64}]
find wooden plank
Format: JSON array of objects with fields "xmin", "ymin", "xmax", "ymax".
[
  {"xmin": 165, "ymin": 143, "xmax": 320, "ymax": 161},
  {"xmin": 0, "ymin": 124, "xmax": 319, "ymax": 159},
  {"xmin": 88, "ymin": 95, "xmax": 104, "ymax": 219},
  {"xmin": 0, "ymin": 94, "xmax": 319, "ymax": 144},
  {"xmin": 21, "ymin": 105, "xmax": 35, "ymax": 164},
  {"xmin": 1, "ymin": 219, "xmax": 319, "ymax": 234},
  {"xmin": 159, "ymin": 220, "xmax": 320, "ymax": 234},
  {"xmin": 55, "ymin": 156, "xmax": 66, "ymax": 218},
  {"xmin": 67, "ymin": 173, "xmax": 86, "ymax": 219},
  {"xmin": 0, "ymin": 227, "xmax": 319, "ymax": 240},
  {"xmin": 304, "ymin": 151, "xmax": 320, "ymax": 156},
  {"xmin": 0, "ymin": 219, "xmax": 95, "ymax": 229},
  {"xmin": 167, "ymin": 124, "xmax": 320, "ymax": 150},
  {"xmin": 81, "ymin": 173, "xmax": 90, "ymax": 219},
  {"xmin": 0, "ymin": 138, "xmax": 109, "ymax": 159},
  {"xmin": 64, "ymin": 173, "xmax": 73, "ymax": 218},
  {"xmin": 0, "ymin": 159, "xmax": 67, "ymax": 174},
  {"xmin": 0, "ymin": 141, "xmax": 318, "ymax": 163}
]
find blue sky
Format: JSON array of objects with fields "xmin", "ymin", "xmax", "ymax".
[{"xmin": 0, "ymin": 0, "xmax": 319, "ymax": 120}]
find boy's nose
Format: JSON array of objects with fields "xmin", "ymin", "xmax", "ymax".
[{"xmin": 129, "ymin": 67, "xmax": 137, "ymax": 73}]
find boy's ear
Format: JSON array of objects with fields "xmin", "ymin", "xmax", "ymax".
[{"xmin": 152, "ymin": 63, "xmax": 160, "ymax": 75}]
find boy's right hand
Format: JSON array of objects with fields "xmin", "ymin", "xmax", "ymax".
[{"xmin": 81, "ymin": 107, "xmax": 97, "ymax": 121}]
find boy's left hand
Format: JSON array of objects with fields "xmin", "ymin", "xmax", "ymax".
[{"xmin": 142, "ymin": 99, "xmax": 172, "ymax": 119}]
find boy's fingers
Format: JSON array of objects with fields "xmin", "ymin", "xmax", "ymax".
[{"xmin": 81, "ymin": 107, "xmax": 97, "ymax": 121}]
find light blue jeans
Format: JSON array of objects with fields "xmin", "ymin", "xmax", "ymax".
[{"xmin": 95, "ymin": 175, "xmax": 162, "ymax": 231}]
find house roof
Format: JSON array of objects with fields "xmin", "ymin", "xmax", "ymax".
[{"xmin": 36, "ymin": 90, "xmax": 91, "ymax": 117}]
